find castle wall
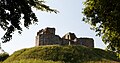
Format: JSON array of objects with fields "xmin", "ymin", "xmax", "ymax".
[
  {"xmin": 35, "ymin": 36, "xmax": 40, "ymax": 46},
  {"xmin": 61, "ymin": 39, "xmax": 69, "ymax": 45},
  {"xmin": 77, "ymin": 38, "xmax": 94, "ymax": 47},
  {"xmin": 44, "ymin": 27, "xmax": 55, "ymax": 35},
  {"xmin": 62, "ymin": 32, "xmax": 76, "ymax": 40},
  {"xmin": 36, "ymin": 34, "xmax": 62, "ymax": 45},
  {"xmin": 35, "ymin": 27, "xmax": 94, "ymax": 48}
]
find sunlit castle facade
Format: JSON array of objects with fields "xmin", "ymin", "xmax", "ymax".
[{"xmin": 35, "ymin": 27, "xmax": 94, "ymax": 47}]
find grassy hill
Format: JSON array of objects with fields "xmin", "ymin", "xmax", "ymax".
[{"xmin": 2, "ymin": 45, "xmax": 120, "ymax": 63}]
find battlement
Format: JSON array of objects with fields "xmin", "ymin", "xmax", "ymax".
[{"xmin": 35, "ymin": 27, "xmax": 94, "ymax": 47}]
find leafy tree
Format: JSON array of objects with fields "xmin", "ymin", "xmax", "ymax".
[
  {"xmin": 0, "ymin": 0, "xmax": 58, "ymax": 43},
  {"xmin": 82, "ymin": 0, "xmax": 120, "ymax": 52}
]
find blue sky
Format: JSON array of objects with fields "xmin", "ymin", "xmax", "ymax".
[{"xmin": 0, "ymin": 0, "xmax": 106, "ymax": 54}]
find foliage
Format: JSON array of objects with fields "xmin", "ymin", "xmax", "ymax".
[
  {"xmin": 0, "ymin": 53, "xmax": 9, "ymax": 61},
  {"xmin": 3, "ymin": 45, "xmax": 119, "ymax": 63},
  {"xmin": 0, "ymin": 0, "xmax": 58, "ymax": 43},
  {"xmin": 82, "ymin": 0, "xmax": 120, "ymax": 52}
]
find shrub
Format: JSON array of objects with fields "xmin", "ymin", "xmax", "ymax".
[{"xmin": 0, "ymin": 53, "xmax": 9, "ymax": 61}]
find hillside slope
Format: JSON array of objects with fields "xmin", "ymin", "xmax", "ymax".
[{"xmin": 3, "ymin": 45, "xmax": 120, "ymax": 63}]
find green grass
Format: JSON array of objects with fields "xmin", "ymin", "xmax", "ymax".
[
  {"xmin": 3, "ymin": 45, "xmax": 120, "ymax": 63},
  {"xmin": 2, "ymin": 59, "xmax": 63, "ymax": 63}
]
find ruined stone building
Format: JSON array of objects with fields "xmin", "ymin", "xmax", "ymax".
[{"xmin": 35, "ymin": 27, "xmax": 94, "ymax": 47}]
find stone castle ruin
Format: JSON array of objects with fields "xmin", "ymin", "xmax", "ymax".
[{"xmin": 35, "ymin": 27, "xmax": 94, "ymax": 47}]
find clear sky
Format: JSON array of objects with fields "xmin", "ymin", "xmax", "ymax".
[{"xmin": 0, "ymin": 0, "xmax": 106, "ymax": 54}]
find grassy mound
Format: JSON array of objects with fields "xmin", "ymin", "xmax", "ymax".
[
  {"xmin": 3, "ymin": 59, "xmax": 63, "ymax": 63},
  {"xmin": 3, "ymin": 45, "xmax": 120, "ymax": 63}
]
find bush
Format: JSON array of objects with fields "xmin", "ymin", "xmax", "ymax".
[{"xmin": 0, "ymin": 53, "xmax": 9, "ymax": 61}]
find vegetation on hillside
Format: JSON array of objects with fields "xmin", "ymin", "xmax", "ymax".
[
  {"xmin": 3, "ymin": 59, "xmax": 63, "ymax": 63},
  {"xmin": 0, "ymin": 53, "xmax": 9, "ymax": 62},
  {"xmin": 3, "ymin": 45, "xmax": 119, "ymax": 63}
]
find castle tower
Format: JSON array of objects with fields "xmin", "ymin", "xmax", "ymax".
[{"xmin": 35, "ymin": 27, "xmax": 62, "ymax": 46}]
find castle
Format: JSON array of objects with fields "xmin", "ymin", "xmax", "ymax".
[{"xmin": 35, "ymin": 27, "xmax": 94, "ymax": 47}]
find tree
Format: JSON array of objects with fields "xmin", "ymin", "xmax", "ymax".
[
  {"xmin": 0, "ymin": 0, "xmax": 58, "ymax": 43},
  {"xmin": 82, "ymin": 0, "xmax": 120, "ymax": 52}
]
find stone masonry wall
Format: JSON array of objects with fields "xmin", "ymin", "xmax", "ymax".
[{"xmin": 35, "ymin": 27, "xmax": 94, "ymax": 48}]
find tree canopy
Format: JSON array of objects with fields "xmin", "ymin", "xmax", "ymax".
[
  {"xmin": 83, "ymin": 0, "xmax": 120, "ymax": 52},
  {"xmin": 0, "ymin": 0, "xmax": 58, "ymax": 43}
]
